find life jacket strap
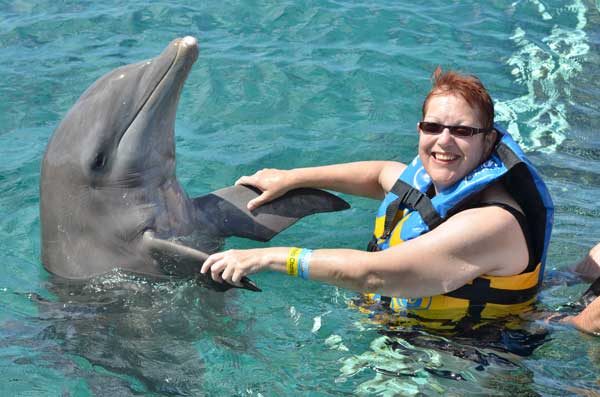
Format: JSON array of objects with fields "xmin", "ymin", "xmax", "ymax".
[
  {"xmin": 444, "ymin": 277, "xmax": 539, "ymax": 305},
  {"xmin": 367, "ymin": 180, "xmax": 444, "ymax": 253},
  {"xmin": 385, "ymin": 180, "xmax": 443, "ymax": 236},
  {"xmin": 367, "ymin": 236, "xmax": 380, "ymax": 252}
]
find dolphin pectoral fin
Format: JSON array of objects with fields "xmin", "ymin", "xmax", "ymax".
[
  {"xmin": 192, "ymin": 185, "xmax": 351, "ymax": 242},
  {"xmin": 141, "ymin": 231, "xmax": 261, "ymax": 292}
]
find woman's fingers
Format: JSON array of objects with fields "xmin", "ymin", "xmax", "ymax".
[
  {"xmin": 201, "ymin": 250, "xmax": 250, "ymax": 286},
  {"xmin": 235, "ymin": 175, "xmax": 254, "ymax": 186},
  {"xmin": 221, "ymin": 268, "xmax": 243, "ymax": 287},
  {"xmin": 232, "ymin": 269, "xmax": 243, "ymax": 285},
  {"xmin": 201, "ymin": 251, "xmax": 223, "ymax": 274},
  {"xmin": 236, "ymin": 172, "xmax": 270, "ymax": 210},
  {"xmin": 220, "ymin": 261, "xmax": 236, "ymax": 285},
  {"xmin": 247, "ymin": 192, "xmax": 272, "ymax": 211},
  {"xmin": 209, "ymin": 259, "xmax": 227, "ymax": 283},
  {"xmin": 234, "ymin": 169, "xmax": 291, "ymax": 210},
  {"xmin": 201, "ymin": 252, "xmax": 228, "ymax": 283}
]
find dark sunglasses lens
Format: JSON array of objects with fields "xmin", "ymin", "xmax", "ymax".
[
  {"xmin": 420, "ymin": 122, "xmax": 443, "ymax": 134},
  {"xmin": 450, "ymin": 126, "xmax": 473, "ymax": 137}
]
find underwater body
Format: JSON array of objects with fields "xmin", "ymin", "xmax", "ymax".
[{"xmin": 1, "ymin": 1, "xmax": 599, "ymax": 396}]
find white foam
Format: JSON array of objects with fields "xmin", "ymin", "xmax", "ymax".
[{"xmin": 496, "ymin": 0, "xmax": 590, "ymax": 153}]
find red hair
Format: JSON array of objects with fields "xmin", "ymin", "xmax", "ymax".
[{"xmin": 421, "ymin": 66, "xmax": 494, "ymax": 129}]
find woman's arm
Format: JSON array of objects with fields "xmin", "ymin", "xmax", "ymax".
[
  {"xmin": 201, "ymin": 205, "xmax": 529, "ymax": 297},
  {"xmin": 571, "ymin": 243, "xmax": 600, "ymax": 282},
  {"xmin": 236, "ymin": 161, "xmax": 405, "ymax": 210}
]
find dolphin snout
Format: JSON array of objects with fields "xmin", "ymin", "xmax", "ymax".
[
  {"xmin": 174, "ymin": 36, "xmax": 198, "ymax": 64},
  {"xmin": 182, "ymin": 36, "xmax": 197, "ymax": 47},
  {"xmin": 177, "ymin": 36, "xmax": 198, "ymax": 53}
]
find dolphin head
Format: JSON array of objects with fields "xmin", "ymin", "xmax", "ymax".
[
  {"xmin": 41, "ymin": 37, "xmax": 200, "ymax": 278},
  {"xmin": 44, "ymin": 36, "xmax": 198, "ymax": 185}
]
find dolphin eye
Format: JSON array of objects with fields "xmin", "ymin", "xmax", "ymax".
[{"xmin": 91, "ymin": 152, "xmax": 107, "ymax": 171}]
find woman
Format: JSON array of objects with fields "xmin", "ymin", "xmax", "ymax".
[{"xmin": 201, "ymin": 67, "xmax": 553, "ymax": 327}]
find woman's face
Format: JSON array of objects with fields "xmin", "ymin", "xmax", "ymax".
[{"xmin": 418, "ymin": 93, "xmax": 496, "ymax": 193}]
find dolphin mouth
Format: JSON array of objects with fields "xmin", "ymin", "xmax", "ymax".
[{"xmin": 116, "ymin": 36, "xmax": 199, "ymax": 148}]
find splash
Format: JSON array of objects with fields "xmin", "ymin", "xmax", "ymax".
[{"xmin": 495, "ymin": 0, "xmax": 590, "ymax": 152}]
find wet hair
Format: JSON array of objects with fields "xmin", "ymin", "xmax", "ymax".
[{"xmin": 421, "ymin": 66, "xmax": 494, "ymax": 129}]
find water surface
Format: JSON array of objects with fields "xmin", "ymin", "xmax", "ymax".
[{"xmin": 1, "ymin": 0, "xmax": 599, "ymax": 395}]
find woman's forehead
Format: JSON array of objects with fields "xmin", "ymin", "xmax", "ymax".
[{"xmin": 424, "ymin": 93, "xmax": 484, "ymax": 122}]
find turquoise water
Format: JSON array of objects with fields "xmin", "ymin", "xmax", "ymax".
[{"xmin": 1, "ymin": 0, "xmax": 599, "ymax": 395}]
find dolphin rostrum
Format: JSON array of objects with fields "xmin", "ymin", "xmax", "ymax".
[{"xmin": 40, "ymin": 36, "xmax": 349, "ymax": 291}]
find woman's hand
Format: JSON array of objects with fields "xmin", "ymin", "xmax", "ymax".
[
  {"xmin": 566, "ymin": 295, "xmax": 600, "ymax": 335},
  {"xmin": 200, "ymin": 248, "xmax": 286, "ymax": 287},
  {"xmin": 235, "ymin": 168, "xmax": 295, "ymax": 210}
]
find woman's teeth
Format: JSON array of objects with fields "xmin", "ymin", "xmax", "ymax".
[{"xmin": 434, "ymin": 152, "xmax": 458, "ymax": 161}]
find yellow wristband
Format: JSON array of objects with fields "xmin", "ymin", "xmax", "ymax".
[{"xmin": 286, "ymin": 247, "xmax": 302, "ymax": 276}]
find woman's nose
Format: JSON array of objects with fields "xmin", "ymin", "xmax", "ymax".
[{"xmin": 436, "ymin": 128, "xmax": 454, "ymax": 144}]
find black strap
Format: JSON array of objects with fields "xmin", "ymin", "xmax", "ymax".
[
  {"xmin": 496, "ymin": 141, "xmax": 548, "ymax": 270},
  {"xmin": 444, "ymin": 277, "xmax": 538, "ymax": 305},
  {"xmin": 381, "ymin": 180, "xmax": 443, "ymax": 239},
  {"xmin": 367, "ymin": 236, "xmax": 380, "ymax": 252}
]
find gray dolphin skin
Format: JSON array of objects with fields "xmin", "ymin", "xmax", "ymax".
[{"xmin": 40, "ymin": 36, "xmax": 349, "ymax": 291}]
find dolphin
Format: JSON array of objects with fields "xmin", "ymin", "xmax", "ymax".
[{"xmin": 40, "ymin": 36, "xmax": 349, "ymax": 290}]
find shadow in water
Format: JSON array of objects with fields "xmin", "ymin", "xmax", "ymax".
[{"xmin": 8, "ymin": 272, "xmax": 253, "ymax": 396}]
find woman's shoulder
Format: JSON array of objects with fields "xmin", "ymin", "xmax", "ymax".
[{"xmin": 379, "ymin": 161, "xmax": 407, "ymax": 193}]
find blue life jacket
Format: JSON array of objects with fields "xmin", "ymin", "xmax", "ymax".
[{"xmin": 364, "ymin": 125, "xmax": 554, "ymax": 323}]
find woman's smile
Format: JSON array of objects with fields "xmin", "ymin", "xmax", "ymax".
[
  {"xmin": 418, "ymin": 93, "xmax": 495, "ymax": 192},
  {"xmin": 431, "ymin": 151, "xmax": 460, "ymax": 163}
]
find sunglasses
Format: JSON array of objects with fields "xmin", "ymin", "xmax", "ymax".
[{"xmin": 418, "ymin": 121, "xmax": 493, "ymax": 137}]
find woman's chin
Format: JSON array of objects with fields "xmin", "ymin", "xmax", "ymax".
[{"xmin": 430, "ymin": 174, "xmax": 459, "ymax": 192}]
